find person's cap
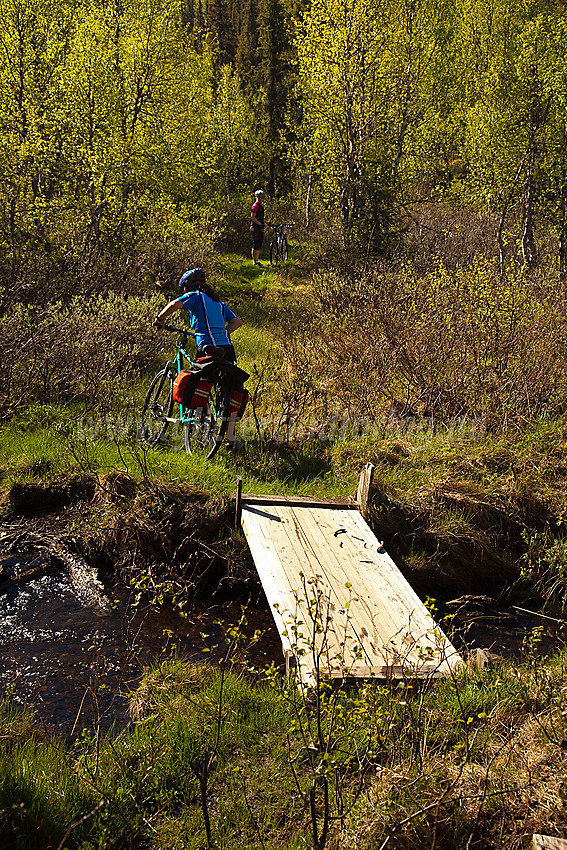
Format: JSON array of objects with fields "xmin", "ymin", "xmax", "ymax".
[{"xmin": 254, "ymin": 189, "xmax": 265, "ymax": 197}]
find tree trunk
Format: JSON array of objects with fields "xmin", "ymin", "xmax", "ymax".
[{"xmin": 521, "ymin": 156, "xmax": 537, "ymax": 268}]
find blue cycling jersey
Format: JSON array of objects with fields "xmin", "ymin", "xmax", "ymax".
[{"xmin": 177, "ymin": 291, "xmax": 236, "ymax": 348}]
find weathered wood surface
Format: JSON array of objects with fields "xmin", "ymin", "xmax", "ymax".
[
  {"xmin": 356, "ymin": 463, "xmax": 375, "ymax": 516},
  {"xmin": 240, "ymin": 498, "xmax": 461, "ymax": 684},
  {"xmin": 533, "ymin": 836, "xmax": 567, "ymax": 850}
]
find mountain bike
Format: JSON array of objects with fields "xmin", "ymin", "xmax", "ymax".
[
  {"xmin": 138, "ymin": 325, "xmax": 232, "ymax": 460},
  {"xmin": 268, "ymin": 222, "xmax": 294, "ymax": 265}
]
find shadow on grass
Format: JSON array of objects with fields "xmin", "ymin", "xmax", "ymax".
[{"xmin": 234, "ymin": 440, "xmax": 333, "ymax": 486}]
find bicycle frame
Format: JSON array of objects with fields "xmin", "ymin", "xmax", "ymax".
[
  {"xmin": 268, "ymin": 222, "xmax": 293, "ymax": 264},
  {"xmin": 270, "ymin": 224, "xmax": 285, "ymax": 247},
  {"xmin": 162, "ymin": 326, "xmax": 220, "ymax": 427},
  {"xmin": 139, "ymin": 323, "xmax": 239, "ymax": 458}
]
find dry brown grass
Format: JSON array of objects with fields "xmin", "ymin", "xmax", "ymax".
[
  {"xmin": 343, "ymin": 663, "xmax": 567, "ymax": 850},
  {"xmin": 129, "ymin": 660, "xmax": 212, "ymax": 721},
  {"xmin": 0, "ymin": 294, "xmax": 165, "ymax": 416},
  {"xmin": 272, "ymin": 258, "xmax": 567, "ymax": 434}
]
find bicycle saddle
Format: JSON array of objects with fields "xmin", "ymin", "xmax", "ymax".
[{"xmin": 200, "ymin": 345, "xmax": 226, "ymax": 358}]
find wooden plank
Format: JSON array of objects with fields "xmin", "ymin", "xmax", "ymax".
[
  {"xmin": 533, "ymin": 836, "xmax": 567, "ymax": 850},
  {"xmin": 274, "ymin": 505, "xmax": 365, "ymax": 679},
  {"xmin": 300, "ymin": 507, "xmax": 402, "ymax": 640},
  {"xmin": 293, "ymin": 506, "xmax": 400, "ymax": 669},
  {"xmin": 356, "ymin": 463, "xmax": 375, "ymax": 515},
  {"xmin": 301, "ymin": 506, "xmax": 458, "ymax": 677},
  {"xmin": 248, "ymin": 503, "xmax": 458, "ymax": 679},
  {"xmin": 243, "ymin": 503, "xmax": 369, "ymax": 681},
  {"xmin": 238, "ymin": 493, "xmax": 356, "ymax": 508},
  {"xmin": 241, "ymin": 500, "xmax": 461, "ymax": 682},
  {"xmin": 242, "ymin": 503, "xmax": 333, "ymax": 679},
  {"xmin": 240, "ymin": 506, "xmax": 298, "ymax": 657},
  {"xmin": 344, "ymin": 511, "xmax": 459, "ymax": 673},
  {"xmin": 235, "ymin": 476, "xmax": 243, "ymax": 530}
]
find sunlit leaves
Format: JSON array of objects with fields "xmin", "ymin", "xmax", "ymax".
[{"xmin": 293, "ymin": 0, "xmax": 456, "ymax": 248}]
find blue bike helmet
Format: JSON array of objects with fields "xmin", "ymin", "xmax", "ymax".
[{"xmin": 179, "ymin": 267, "xmax": 206, "ymax": 291}]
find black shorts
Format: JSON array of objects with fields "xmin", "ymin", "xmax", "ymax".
[{"xmin": 251, "ymin": 225, "xmax": 263, "ymax": 250}]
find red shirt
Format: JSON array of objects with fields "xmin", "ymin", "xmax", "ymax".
[{"xmin": 251, "ymin": 200, "xmax": 264, "ymax": 229}]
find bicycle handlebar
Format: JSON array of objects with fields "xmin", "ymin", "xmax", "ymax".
[{"xmin": 163, "ymin": 324, "xmax": 196, "ymax": 338}]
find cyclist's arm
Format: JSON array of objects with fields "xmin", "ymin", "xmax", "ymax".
[
  {"xmin": 226, "ymin": 317, "xmax": 243, "ymax": 334},
  {"xmin": 154, "ymin": 298, "xmax": 183, "ymax": 329}
]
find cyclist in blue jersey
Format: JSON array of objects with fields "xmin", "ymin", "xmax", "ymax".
[
  {"xmin": 154, "ymin": 268, "xmax": 245, "ymax": 449},
  {"xmin": 154, "ymin": 268, "xmax": 243, "ymax": 361}
]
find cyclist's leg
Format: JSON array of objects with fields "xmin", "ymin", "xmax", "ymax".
[{"xmin": 211, "ymin": 348, "xmax": 242, "ymax": 446}]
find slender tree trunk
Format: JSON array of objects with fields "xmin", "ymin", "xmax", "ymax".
[
  {"xmin": 305, "ymin": 168, "xmax": 313, "ymax": 232},
  {"xmin": 497, "ymin": 157, "xmax": 525, "ymax": 275},
  {"xmin": 560, "ymin": 182, "xmax": 567, "ymax": 281},
  {"xmin": 521, "ymin": 142, "xmax": 537, "ymax": 268},
  {"xmin": 559, "ymin": 130, "xmax": 567, "ymax": 281}
]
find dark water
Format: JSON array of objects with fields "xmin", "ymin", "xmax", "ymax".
[
  {"xmin": 0, "ymin": 553, "xmax": 282, "ymax": 738},
  {"xmin": 2, "ymin": 552, "xmax": 566, "ymax": 740}
]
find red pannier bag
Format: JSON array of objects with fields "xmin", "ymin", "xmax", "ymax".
[
  {"xmin": 172, "ymin": 371, "xmax": 193, "ymax": 404},
  {"xmin": 188, "ymin": 379, "xmax": 213, "ymax": 408},
  {"xmin": 172, "ymin": 371, "xmax": 213, "ymax": 408}
]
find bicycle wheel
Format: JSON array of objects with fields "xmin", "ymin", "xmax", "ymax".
[
  {"xmin": 281, "ymin": 237, "xmax": 288, "ymax": 262},
  {"xmin": 138, "ymin": 368, "xmax": 173, "ymax": 446},
  {"xmin": 184, "ymin": 381, "xmax": 230, "ymax": 460},
  {"xmin": 269, "ymin": 240, "xmax": 277, "ymax": 266}
]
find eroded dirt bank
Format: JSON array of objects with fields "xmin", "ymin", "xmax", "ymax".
[{"xmin": 1, "ymin": 473, "xmax": 566, "ymax": 737}]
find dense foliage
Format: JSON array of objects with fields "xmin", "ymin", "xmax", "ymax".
[{"xmin": 2, "ymin": 0, "xmax": 567, "ymax": 299}]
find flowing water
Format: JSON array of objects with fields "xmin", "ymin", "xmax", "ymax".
[
  {"xmin": 1, "ymin": 547, "xmax": 566, "ymax": 740},
  {"xmin": 0, "ymin": 550, "xmax": 281, "ymax": 738}
]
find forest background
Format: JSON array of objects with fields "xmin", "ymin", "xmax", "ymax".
[
  {"xmin": 3, "ymin": 0, "xmax": 567, "ymax": 299},
  {"xmin": 3, "ymin": 0, "xmax": 567, "ymax": 430}
]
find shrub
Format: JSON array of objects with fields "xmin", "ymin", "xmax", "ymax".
[
  {"xmin": 285, "ymin": 258, "xmax": 567, "ymax": 432},
  {"xmin": 0, "ymin": 293, "xmax": 166, "ymax": 416}
]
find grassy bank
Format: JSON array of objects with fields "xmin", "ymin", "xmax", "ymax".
[
  {"xmin": 1, "ymin": 649, "xmax": 567, "ymax": 849},
  {"xmin": 3, "ymin": 408, "xmax": 567, "ymax": 606}
]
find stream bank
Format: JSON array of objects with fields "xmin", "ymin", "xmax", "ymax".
[
  {"xmin": 0, "ymin": 547, "xmax": 281, "ymax": 738},
  {"xmin": 2, "ymin": 476, "xmax": 567, "ymax": 740}
]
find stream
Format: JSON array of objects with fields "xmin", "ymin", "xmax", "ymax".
[
  {"xmin": 1, "ymin": 547, "xmax": 566, "ymax": 740},
  {"xmin": 0, "ymin": 549, "xmax": 282, "ymax": 739}
]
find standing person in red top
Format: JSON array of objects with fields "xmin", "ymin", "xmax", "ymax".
[{"xmin": 250, "ymin": 189, "xmax": 265, "ymax": 266}]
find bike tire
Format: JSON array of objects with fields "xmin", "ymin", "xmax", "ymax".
[
  {"xmin": 269, "ymin": 240, "xmax": 277, "ymax": 265},
  {"xmin": 138, "ymin": 368, "xmax": 173, "ymax": 446},
  {"xmin": 282, "ymin": 237, "xmax": 288, "ymax": 262},
  {"xmin": 184, "ymin": 381, "xmax": 230, "ymax": 460}
]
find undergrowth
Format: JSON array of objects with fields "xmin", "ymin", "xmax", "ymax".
[{"xmin": 1, "ymin": 650, "xmax": 567, "ymax": 849}]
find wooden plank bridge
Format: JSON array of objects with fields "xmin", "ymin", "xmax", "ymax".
[{"xmin": 236, "ymin": 470, "xmax": 462, "ymax": 684}]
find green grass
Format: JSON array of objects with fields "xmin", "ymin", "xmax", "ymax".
[
  {"xmin": 2, "ymin": 650, "xmax": 567, "ymax": 849},
  {"xmin": 0, "ymin": 417, "xmax": 359, "ymax": 501}
]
